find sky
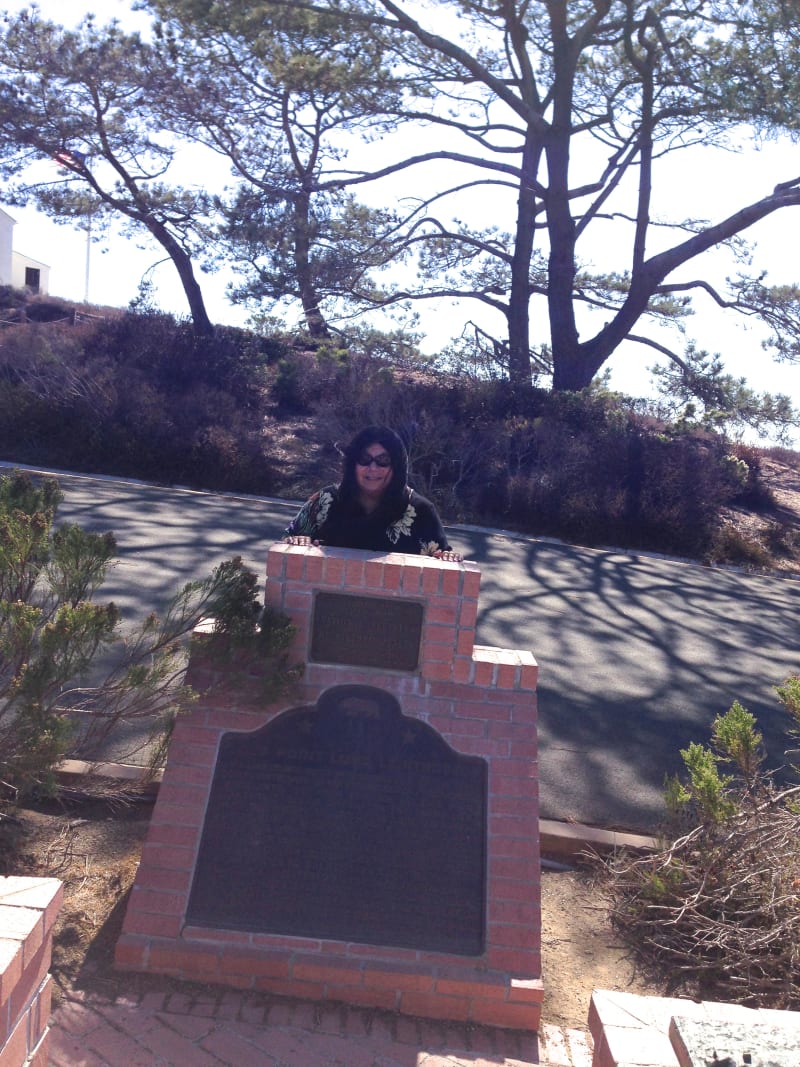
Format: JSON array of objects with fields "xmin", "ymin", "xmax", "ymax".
[{"xmin": 4, "ymin": 0, "xmax": 800, "ymax": 445}]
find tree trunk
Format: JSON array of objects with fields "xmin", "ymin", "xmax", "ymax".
[
  {"xmin": 293, "ymin": 190, "xmax": 331, "ymax": 340},
  {"xmin": 506, "ymin": 132, "xmax": 542, "ymax": 388},
  {"xmin": 551, "ymin": 344, "xmax": 599, "ymax": 391},
  {"xmin": 545, "ymin": 12, "xmax": 582, "ymax": 393},
  {"xmin": 171, "ymin": 248, "xmax": 215, "ymax": 337},
  {"xmin": 143, "ymin": 216, "xmax": 214, "ymax": 337}
]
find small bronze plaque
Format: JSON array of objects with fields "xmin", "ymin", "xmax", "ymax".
[
  {"xmin": 187, "ymin": 685, "xmax": 487, "ymax": 955},
  {"xmin": 310, "ymin": 592, "xmax": 423, "ymax": 671}
]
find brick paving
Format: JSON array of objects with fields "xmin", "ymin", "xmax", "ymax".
[{"xmin": 49, "ymin": 988, "xmax": 594, "ymax": 1067}]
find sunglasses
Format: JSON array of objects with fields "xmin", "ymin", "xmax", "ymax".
[{"xmin": 356, "ymin": 453, "xmax": 392, "ymax": 468}]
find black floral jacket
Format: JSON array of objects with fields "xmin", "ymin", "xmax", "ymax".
[{"xmin": 286, "ymin": 484, "xmax": 451, "ymax": 554}]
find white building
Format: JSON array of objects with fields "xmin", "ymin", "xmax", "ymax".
[{"xmin": 0, "ymin": 206, "xmax": 51, "ymax": 295}]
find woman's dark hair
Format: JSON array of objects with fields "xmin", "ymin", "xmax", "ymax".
[{"xmin": 338, "ymin": 425, "xmax": 409, "ymax": 520}]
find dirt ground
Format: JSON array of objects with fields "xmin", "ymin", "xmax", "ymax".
[{"xmin": 0, "ymin": 796, "xmax": 667, "ymax": 1034}]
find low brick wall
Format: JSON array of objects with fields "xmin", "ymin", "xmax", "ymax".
[
  {"xmin": 0, "ymin": 876, "xmax": 63, "ymax": 1067},
  {"xmin": 588, "ymin": 989, "xmax": 800, "ymax": 1067},
  {"xmin": 116, "ymin": 546, "xmax": 543, "ymax": 1031}
]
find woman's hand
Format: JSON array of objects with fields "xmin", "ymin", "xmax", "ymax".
[{"xmin": 284, "ymin": 535, "xmax": 321, "ymax": 547}]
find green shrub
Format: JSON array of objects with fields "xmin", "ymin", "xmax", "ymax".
[
  {"xmin": 727, "ymin": 445, "xmax": 775, "ymax": 510},
  {"xmin": 0, "ymin": 470, "xmax": 296, "ymax": 808},
  {"xmin": 775, "ymin": 675, "xmax": 800, "ymax": 759},
  {"xmin": 606, "ymin": 694, "xmax": 800, "ymax": 1008}
]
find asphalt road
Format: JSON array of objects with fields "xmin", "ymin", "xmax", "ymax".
[{"xmin": 6, "ymin": 462, "xmax": 800, "ymax": 833}]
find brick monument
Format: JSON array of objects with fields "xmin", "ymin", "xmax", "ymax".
[{"xmin": 115, "ymin": 544, "xmax": 543, "ymax": 1030}]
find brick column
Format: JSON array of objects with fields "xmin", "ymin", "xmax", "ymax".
[
  {"xmin": 0, "ymin": 876, "xmax": 63, "ymax": 1067},
  {"xmin": 116, "ymin": 546, "xmax": 543, "ymax": 1031}
]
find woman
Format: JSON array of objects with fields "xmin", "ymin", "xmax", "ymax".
[{"xmin": 285, "ymin": 426, "xmax": 462, "ymax": 560}]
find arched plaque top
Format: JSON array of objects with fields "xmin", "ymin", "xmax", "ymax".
[{"xmin": 218, "ymin": 683, "xmax": 482, "ymax": 774}]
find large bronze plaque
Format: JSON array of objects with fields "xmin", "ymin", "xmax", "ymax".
[
  {"xmin": 310, "ymin": 592, "xmax": 423, "ymax": 671},
  {"xmin": 187, "ymin": 685, "xmax": 487, "ymax": 955}
]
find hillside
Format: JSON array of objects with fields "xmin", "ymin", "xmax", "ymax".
[
  {"xmin": 718, "ymin": 451, "xmax": 800, "ymax": 576},
  {"xmin": 2, "ymin": 298, "xmax": 800, "ymax": 574}
]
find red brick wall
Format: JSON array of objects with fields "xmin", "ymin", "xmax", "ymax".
[
  {"xmin": 0, "ymin": 877, "xmax": 63, "ymax": 1067},
  {"xmin": 116, "ymin": 546, "xmax": 542, "ymax": 1031}
]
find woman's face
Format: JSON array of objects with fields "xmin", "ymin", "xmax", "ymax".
[{"xmin": 354, "ymin": 441, "xmax": 394, "ymax": 501}]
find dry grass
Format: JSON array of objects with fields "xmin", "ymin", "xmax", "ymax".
[{"xmin": 605, "ymin": 785, "xmax": 800, "ymax": 1009}]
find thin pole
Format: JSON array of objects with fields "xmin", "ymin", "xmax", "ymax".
[{"xmin": 84, "ymin": 213, "xmax": 91, "ymax": 303}]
